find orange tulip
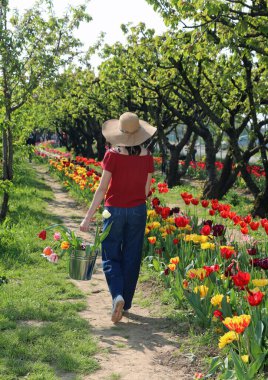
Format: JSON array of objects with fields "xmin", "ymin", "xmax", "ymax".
[
  {"xmin": 148, "ymin": 236, "xmax": 156, "ymax": 244},
  {"xmin": 170, "ymin": 256, "xmax": 180, "ymax": 265},
  {"xmin": 168, "ymin": 263, "xmax": 176, "ymax": 271},
  {"xmin": 43, "ymin": 246, "xmax": 53, "ymax": 256},
  {"xmin": 61, "ymin": 241, "xmax": 70, "ymax": 250}
]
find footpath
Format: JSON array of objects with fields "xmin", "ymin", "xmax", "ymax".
[{"xmin": 34, "ymin": 164, "xmax": 195, "ymax": 380}]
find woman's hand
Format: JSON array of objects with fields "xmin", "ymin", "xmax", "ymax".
[{"xmin": 79, "ymin": 218, "xmax": 91, "ymax": 232}]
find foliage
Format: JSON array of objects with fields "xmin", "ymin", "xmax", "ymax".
[
  {"xmin": 18, "ymin": 2, "xmax": 268, "ymax": 216},
  {"xmin": 0, "ymin": 0, "xmax": 92, "ymax": 220}
]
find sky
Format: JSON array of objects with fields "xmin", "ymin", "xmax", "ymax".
[{"xmin": 9, "ymin": 0, "xmax": 167, "ymax": 68}]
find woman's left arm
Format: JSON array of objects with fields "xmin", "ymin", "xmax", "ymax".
[{"xmin": 145, "ymin": 173, "xmax": 153, "ymax": 197}]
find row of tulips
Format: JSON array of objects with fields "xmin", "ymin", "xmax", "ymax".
[
  {"xmin": 179, "ymin": 191, "xmax": 268, "ymax": 247},
  {"xmin": 153, "ymin": 156, "xmax": 266, "ymax": 183},
  {"xmin": 35, "ymin": 150, "xmax": 267, "ymax": 379},
  {"xmin": 34, "ymin": 146, "xmax": 72, "ymax": 159},
  {"xmin": 145, "ymin": 195, "xmax": 267, "ymax": 379}
]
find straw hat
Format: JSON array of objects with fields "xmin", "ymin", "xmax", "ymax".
[{"xmin": 102, "ymin": 112, "xmax": 157, "ymax": 147}]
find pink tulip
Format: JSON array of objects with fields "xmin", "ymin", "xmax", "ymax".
[
  {"xmin": 53, "ymin": 232, "xmax": 61, "ymax": 241},
  {"xmin": 47, "ymin": 253, "xmax": 59, "ymax": 263}
]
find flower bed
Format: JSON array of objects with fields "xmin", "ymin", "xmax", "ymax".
[{"xmin": 145, "ymin": 194, "xmax": 268, "ymax": 379}]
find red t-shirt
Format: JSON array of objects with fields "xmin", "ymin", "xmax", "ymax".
[{"xmin": 101, "ymin": 149, "xmax": 154, "ymax": 207}]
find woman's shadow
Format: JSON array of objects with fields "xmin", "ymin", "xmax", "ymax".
[{"xmin": 92, "ymin": 310, "xmax": 189, "ymax": 354}]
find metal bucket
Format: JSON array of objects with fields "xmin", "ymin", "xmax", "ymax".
[{"xmin": 69, "ymin": 248, "xmax": 99, "ymax": 281}]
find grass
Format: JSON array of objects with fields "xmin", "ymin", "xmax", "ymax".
[
  {"xmin": 0, "ymin": 160, "xmax": 99, "ymax": 379},
  {"xmin": 108, "ymin": 374, "xmax": 122, "ymax": 380}
]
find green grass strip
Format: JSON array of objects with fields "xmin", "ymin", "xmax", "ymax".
[{"xmin": 0, "ymin": 161, "xmax": 99, "ymax": 379}]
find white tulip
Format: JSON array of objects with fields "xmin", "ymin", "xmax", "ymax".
[{"xmin": 102, "ymin": 209, "xmax": 111, "ymax": 219}]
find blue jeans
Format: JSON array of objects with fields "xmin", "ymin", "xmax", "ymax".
[{"xmin": 102, "ymin": 203, "xmax": 147, "ymax": 310}]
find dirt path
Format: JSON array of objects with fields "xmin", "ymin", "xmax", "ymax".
[{"xmin": 34, "ymin": 164, "xmax": 193, "ymax": 380}]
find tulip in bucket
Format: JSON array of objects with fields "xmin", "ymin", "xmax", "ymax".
[
  {"xmin": 69, "ymin": 244, "xmax": 100, "ymax": 281},
  {"xmin": 38, "ymin": 211, "xmax": 112, "ymax": 281}
]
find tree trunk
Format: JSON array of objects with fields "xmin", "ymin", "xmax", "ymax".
[
  {"xmin": 210, "ymin": 151, "xmax": 239, "ymax": 199},
  {"xmin": 252, "ymin": 190, "xmax": 268, "ymax": 218},
  {"xmin": 202, "ymin": 137, "xmax": 218, "ymax": 198},
  {"xmin": 0, "ymin": 125, "xmax": 12, "ymax": 221},
  {"xmin": 7, "ymin": 125, "xmax": 13, "ymax": 179},
  {"xmin": 0, "ymin": 192, "xmax": 9, "ymax": 221},
  {"xmin": 167, "ymin": 147, "xmax": 180, "ymax": 187}
]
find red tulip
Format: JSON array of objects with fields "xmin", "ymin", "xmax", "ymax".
[
  {"xmin": 200, "ymin": 225, "xmax": 211, "ymax": 236},
  {"xmin": 246, "ymin": 290, "xmax": 264, "ymax": 306},
  {"xmin": 220, "ymin": 211, "xmax": 229, "ymax": 218},
  {"xmin": 228, "ymin": 211, "xmax": 237, "ymax": 220},
  {"xmin": 244, "ymin": 215, "xmax": 252, "ymax": 224},
  {"xmin": 213, "ymin": 310, "xmax": 223, "ymax": 321},
  {"xmin": 175, "ymin": 216, "xmax": 189, "ymax": 228},
  {"xmin": 261, "ymin": 218, "xmax": 268, "ymax": 228},
  {"xmin": 233, "ymin": 216, "xmax": 241, "ymax": 225},
  {"xmin": 201, "ymin": 200, "xmax": 209, "ymax": 208},
  {"xmin": 211, "ymin": 201, "xmax": 219, "ymax": 210},
  {"xmin": 221, "ymin": 247, "xmax": 236, "ymax": 260},
  {"xmin": 180, "ymin": 192, "xmax": 193, "ymax": 200},
  {"xmin": 38, "ymin": 230, "xmax": 47, "ymax": 240},
  {"xmin": 152, "ymin": 197, "xmax": 160, "ymax": 207},
  {"xmin": 160, "ymin": 207, "xmax": 171, "ymax": 219},
  {"xmin": 232, "ymin": 271, "xmax": 250, "ymax": 288},
  {"xmin": 203, "ymin": 264, "xmax": 220, "ymax": 276},
  {"xmin": 241, "ymin": 227, "xmax": 249, "ymax": 235},
  {"xmin": 249, "ymin": 221, "xmax": 260, "ymax": 231}
]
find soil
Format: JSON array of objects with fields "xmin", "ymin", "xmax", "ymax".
[{"xmin": 33, "ymin": 164, "xmax": 200, "ymax": 380}]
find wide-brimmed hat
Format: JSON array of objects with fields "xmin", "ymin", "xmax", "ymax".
[{"xmin": 102, "ymin": 112, "xmax": 157, "ymax": 147}]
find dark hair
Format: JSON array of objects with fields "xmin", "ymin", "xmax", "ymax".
[
  {"xmin": 106, "ymin": 142, "xmax": 143, "ymax": 156},
  {"xmin": 125, "ymin": 145, "xmax": 141, "ymax": 156}
]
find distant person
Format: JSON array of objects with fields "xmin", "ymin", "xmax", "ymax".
[
  {"xmin": 80, "ymin": 112, "xmax": 156, "ymax": 323},
  {"xmin": 26, "ymin": 133, "xmax": 36, "ymax": 162},
  {"xmin": 192, "ymin": 147, "xmax": 197, "ymax": 162},
  {"xmin": 186, "ymin": 144, "xmax": 197, "ymax": 162}
]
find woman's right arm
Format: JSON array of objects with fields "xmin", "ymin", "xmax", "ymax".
[{"xmin": 80, "ymin": 170, "xmax": 112, "ymax": 231}]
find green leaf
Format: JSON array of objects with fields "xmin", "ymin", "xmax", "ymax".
[
  {"xmin": 248, "ymin": 353, "xmax": 267, "ymax": 379},
  {"xmin": 152, "ymin": 258, "xmax": 161, "ymax": 272},
  {"xmin": 221, "ymin": 295, "xmax": 233, "ymax": 317},
  {"xmin": 207, "ymin": 356, "xmax": 222, "ymax": 375},
  {"xmin": 255, "ymin": 320, "xmax": 264, "ymax": 346},
  {"xmin": 230, "ymin": 350, "xmax": 250, "ymax": 380}
]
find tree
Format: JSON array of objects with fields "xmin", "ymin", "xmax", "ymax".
[
  {"xmin": 0, "ymin": 0, "xmax": 91, "ymax": 220},
  {"xmin": 146, "ymin": 0, "xmax": 268, "ymax": 216},
  {"xmin": 99, "ymin": 25, "xmax": 200, "ymax": 186}
]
